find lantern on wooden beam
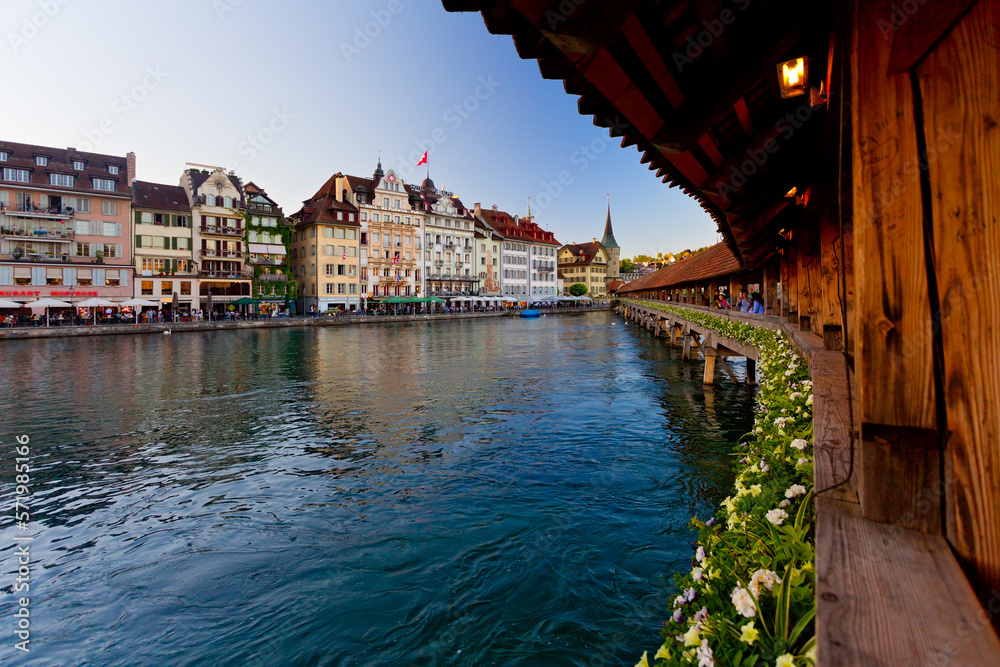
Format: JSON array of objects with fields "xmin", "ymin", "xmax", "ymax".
[{"xmin": 777, "ymin": 57, "xmax": 809, "ymax": 98}]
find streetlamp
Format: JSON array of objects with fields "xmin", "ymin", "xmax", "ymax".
[{"xmin": 67, "ymin": 285, "xmax": 76, "ymax": 326}]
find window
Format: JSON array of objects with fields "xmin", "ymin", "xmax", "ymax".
[
  {"xmin": 224, "ymin": 197, "xmax": 232, "ymax": 208},
  {"xmin": 349, "ymin": 283, "xmax": 358, "ymax": 294},
  {"xmin": 360, "ymin": 212, "xmax": 368, "ymax": 222},
  {"xmin": 180, "ymin": 281, "xmax": 191, "ymax": 295},
  {"xmin": 177, "ymin": 216, "xmax": 188, "ymax": 228},
  {"xmin": 102, "ymin": 244, "xmax": 118, "ymax": 258},
  {"xmin": 337, "ymin": 283, "xmax": 346, "ymax": 294},
  {"xmin": 102, "ymin": 200, "xmax": 117, "ymax": 216},
  {"xmin": 73, "ymin": 160, "xmax": 84, "ymax": 170},
  {"xmin": 141, "ymin": 212, "xmax": 153, "ymax": 224},
  {"xmin": 141, "ymin": 281, "xmax": 154, "ymax": 295},
  {"xmin": 0, "ymin": 152, "xmax": 7, "ymax": 161},
  {"xmin": 334, "ymin": 228, "xmax": 345, "ymax": 239},
  {"xmin": 49, "ymin": 174, "xmax": 75, "ymax": 187},
  {"xmin": 383, "ymin": 197, "xmax": 389, "ymax": 208},
  {"xmin": 348, "ymin": 247, "xmax": 357, "ymax": 257},
  {"xmin": 325, "ymin": 264, "xmax": 335, "ymax": 276},
  {"xmin": 205, "ymin": 195, "xmax": 216, "ymax": 206},
  {"xmin": 72, "ymin": 198, "xmax": 90, "ymax": 213},
  {"xmin": 3, "ymin": 168, "xmax": 30, "ymax": 183},
  {"xmin": 161, "ymin": 281, "xmax": 173, "ymax": 295},
  {"xmin": 325, "ymin": 283, "xmax": 335, "ymax": 295},
  {"xmin": 346, "ymin": 229, "xmax": 357, "ymax": 240},
  {"xmin": 36, "ymin": 156, "xmax": 49, "ymax": 166},
  {"xmin": 103, "ymin": 222, "xmax": 119, "ymax": 237},
  {"xmin": 76, "ymin": 243, "xmax": 90, "ymax": 257},
  {"xmin": 108, "ymin": 165, "xmax": 120, "ymax": 175},
  {"xmin": 92, "ymin": 178, "xmax": 116, "ymax": 192}
]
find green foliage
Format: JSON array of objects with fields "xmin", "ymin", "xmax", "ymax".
[
  {"xmin": 621, "ymin": 258, "xmax": 636, "ymax": 274},
  {"xmin": 622, "ymin": 300, "xmax": 816, "ymax": 667},
  {"xmin": 569, "ymin": 283, "xmax": 588, "ymax": 296}
]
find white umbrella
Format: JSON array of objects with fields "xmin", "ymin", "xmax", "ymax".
[
  {"xmin": 77, "ymin": 298, "xmax": 117, "ymax": 326},
  {"xmin": 119, "ymin": 298, "xmax": 159, "ymax": 324},
  {"xmin": 28, "ymin": 298, "xmax": 72, "ymax": 327},
  {"xmin": 0, "ymin": 299, "xmax": 24, "ymax": 308}
]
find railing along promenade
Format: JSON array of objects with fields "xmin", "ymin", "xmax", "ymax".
[{"xmin": 615, "ymin": 297, "xmax": 1000, "ymax": 666}]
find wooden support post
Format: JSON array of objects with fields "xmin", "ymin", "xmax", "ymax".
[
  {"xmin": 786, "ymin": 242, "xmax": 799, "ymax": 324},
  {"xmin": 853, "ymin": 0, "xmax": 940, "ymax": 535},
  {"xmin": 797, "ymin": 213, "xmax": 823, "ymax": 333},
  {"xmin": 729, "ymin": 275, "xmax": 741, "ymax": 309},
  {"xmin": 682, "ymin": 331, "xmax": 692, "ymax": 360},
  {"xmin": 763, "ymin": 260, "xmax": 779, "ymax": 316},
  {"xmin": 746, "ymin": 358, "xmax": 757, "ymax": 385},
  {"xmin": 717, "ymin": 356, "xmax": 739, "ymax": 384},
  {"xmin": 780, "ymin": 251, "xmax": 791, "ymax": 318},
  {"xmin": 703, "ymin": 355, "xmax": 716, "ymax": 385}
]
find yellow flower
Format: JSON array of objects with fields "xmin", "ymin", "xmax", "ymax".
[
  {"xmin": 655, "ymin": 642, "xmax": 672, "ymax": 660},
  {"xmin": 805, "ymin": 644, "xmax": 817, "ymax": 663},
  {"xmin": 749, "ymin": 484, "xmax": 762, "ymax": 496},
  {"xmin": 722, "ymin": 496, "xmax": 736, "ymax": 513},
  {"xmin": 776, "ymin": 654, "xmax": 795, "ymax": 667},
  {"xmin": 739, "ymin": 621, "xmax": 759, "ymax": 645},
  {"xmin": 683, "ymin": 624, "xmax": 702, "ymax": 647},
  {"xmin": 635, "ymin": 651, "xmax": 650, "ymax": 667}
]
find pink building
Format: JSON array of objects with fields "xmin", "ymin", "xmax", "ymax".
[{"xmin": 0, "ymin": 141, "xmax": 134, "ymax": 303}]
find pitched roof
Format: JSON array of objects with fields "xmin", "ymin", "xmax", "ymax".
[
  {"xmin": 618, "ymin": 242, "xmax": 741, "ymax": 293},
  {"xmin": 294, "ymin": 174, "xmax": 360, "ymax": 227},
  {"xmin": 0, "ymin": 140, "xmax": 130, "ymax": 196},
  {"xmin": 132, "ymin": 181, "xmax": 191, "ymax": 212},
  {"xmin": 482, "ymin": 207, "xmax": 561, "ymax": 246},
  {"xmin": 601, "ymin": 204, "xmax": 620, "ymax": 249},
  {"xmin": 188, "ymin": 169, "xmax": 242, "ymax": 196},
  {"xmin": 608, "ymin": 280, "xmax": 627, "ymax": 293},
  {"xmin": 560, "ymin": 241, "xmax": 606, "ymax": 266}
]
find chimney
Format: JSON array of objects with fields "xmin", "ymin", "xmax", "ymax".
[
  {"xmin": 592, "ymin": 237, "xmax": 597, "ymax": 243},
  {"xmin": 474, "ymin": 203, "xmax": 481, "ymax": 217},
  {"xmin": 126, "ymin": 151, "xmax": 136, "ymax": 187}
]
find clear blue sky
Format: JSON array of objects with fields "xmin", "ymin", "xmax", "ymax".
[{"xmin": 2, "ymin": 0, "xmax": 720, "ymax": 258}]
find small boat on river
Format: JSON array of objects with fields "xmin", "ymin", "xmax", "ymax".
[{"xmin": 520, "ymin": 309, "xmax": 541, "ymax": 318}]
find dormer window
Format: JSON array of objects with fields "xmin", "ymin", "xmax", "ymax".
[
  {"xmin": 0, "ymin": 151, "xmax": 8, "ymax": 162},
  {"xmin": 73, "ymin": 160, "xmax": 85, "ymax": 170},
  {"xmin": 36, "ymin": 156, "xmax": 49, "ymax": 166},
  {"xmin": 108, "ymin": 165, "xmax": 120, "ymax": 175}
]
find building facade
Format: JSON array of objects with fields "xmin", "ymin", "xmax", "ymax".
[
  {"xmin": 414, "ymin": 177, "xmax": 477, "ymax": 296},
  {"xmin": 558, "ymin": 241, "xmax": 609, "ymax": 299},
  {"xmin": 243, "ymin": 182, "xmax": 296, "ymax": 309},
  {"xmin": 182, "ymin": 166, "xmax": 251, "ymax": 309},
  {"xmin": 480, "ymin": 204, "xmax": 560, "ymax": 301},
  {"xmin": 290, "ymin": 174, "xmax": 361, "ymax": 312},
  {"xmin": 472, "ymin": 203, "xmax": 503, "ymax": 296},
  {"xmin": 0, "ymin": 141, "xmax": 133, "ymax": 304},
  {"xmin": 132, "ymin": 181, "xmax": 197, "ymax": 311},
  {"xmin": 339, "ymin": 163, "xmax": 423, "ymax": 300}
]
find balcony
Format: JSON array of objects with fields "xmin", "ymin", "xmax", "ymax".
[
  {"xmin": 246, "ymin": 202, "xmax": 280, "ymax": 215},
  {"xmin": 249, "ymin": 256, "xmax": 286, "ymax": 266},
  {"xmin": 200, "ymin": 249, "xmax": 242, "ymax": 259},
  {"xmin": 0, "ymin": 203, "xmax": 76, "ymax": 220},
  {"xmin": 257, "ymin": 273, "xmax": 289, "ymax": 283},
  {"xmin": 2, "ymin": 228, "xmax": 74, "ymax": 242},
  {"xmin": 199, "ymin": 270, "xmax": 250, "ymax": 280},
  {"xmin": 200, "ymin": 225, "xmax": 243, "ymax": 237}
]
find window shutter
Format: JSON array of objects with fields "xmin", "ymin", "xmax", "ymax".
[
  {"xmin": 31, "ymin": 267, "xmax": 45, "ymax": 286},
  {"xmin": 172, "ymin": 237, "xmax": 178, "ymax": 250},
  {"xmin": 135, "ymin": 210, "xmax": 142, "ymax": 227},
  {"xmin": 136, "ymin": 235, "xmax": 142, "ymax": 248},
  {"xmin": 121, "ymin": 270, "xmax": 127, "ymax": 287},
  {"xmin": 63, "ymin": 268, "xmax": 77, "ymax": 286},
  {"xmin": 93, "ymin": 269, "xmax": 106, "ymax": 286},
  {"xmin": 92, "ymin": 220, "xmax": 101, "ymax": 236},
  {"xmin": 0, "ymin": 266, "xmax": 12, "ymax": 286},
  {"xmin": 116, "ymin": 244, "xmax": 122, "ymax": 258}
]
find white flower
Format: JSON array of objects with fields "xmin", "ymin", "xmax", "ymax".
[
  {"xmin": 674, "ymin": 594, "xmax": 685, "ymax": 608},
  {"xmin": 779, "ymin": 499, "xmax": 790, "ymax": 508},
  {"xmin": 797, "ymin": 457, "xmax": 808, "ymax": 466},
  {"xmin": 695, "ymin": 546, "xmax": 705, "ymax": 563},
  {"xmin": 785, "ymin": 484, "xmax": 807, "ymax": 499},
  {"xmin": 806, "ymin": 394, "xmax": 813, "ymax": 405},
  {"xmin": 766, "ymin": 508, "xmax": 789, "ymax": 525},
  {"xmin": 789, "ymin": 392, "xmax": 802, "ymax": 400},
  {"xmin": 697, "ymin": 638, "xmax": 715, "ymax": 667},
  {"xmin": 692, "ymin": 567, "xmax": 703, "ymax": 581},
  {"xmin": 784, "ymin": 369, "xmax": 794, "ymax": 377},
  {"xmin": 731, "ymin": 585, "xmax": 756, "ymax": 617},
  {"xmin": 672, "ymin": 608, "xmax": 683, "ymax": 623},
  {"xmin": 760, "ymin": 460, "xmax": 770, "ymax": 473},
  {"xmin": 684, "ymin": 586, "xmax": 697, "ymax": 602},
  {"xmin": 749, "ymin": 569, "xmax": 782, "ymax": 597},
  {"xmin": 790, "ymin": 439, "xmax": 808, "ymax": 450},
  {"xmin": 776, "ymin": 654, "xmax": 795, "ymax": 667}
]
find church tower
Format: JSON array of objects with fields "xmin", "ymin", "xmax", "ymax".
[{"xmin": 602, "ymin": 200, "xmax": 621, "ymax": 284}]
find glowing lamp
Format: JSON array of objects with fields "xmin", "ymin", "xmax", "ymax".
[
  {"xmin": 785, "ymin": 186, "xmax": 798, "ymax": 198},
  {"xmin": 777, "ymin": 57, "xmax": 809, "ymax": 98}
]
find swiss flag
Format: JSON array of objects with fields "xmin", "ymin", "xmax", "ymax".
[{"xmin": 416, "ymin": 151, "xmax": 428, "ymax": 167}]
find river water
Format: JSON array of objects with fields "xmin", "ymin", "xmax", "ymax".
[{"xmin": 0, "ymin": 312, "xmax": 754, "ymax": 666}]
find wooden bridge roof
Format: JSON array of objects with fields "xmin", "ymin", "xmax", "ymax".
[
  {"xmin": 442, "ymin": 0, "xmax": 830, "ymax": 269},
  {"xmin": 618, "ymin": 241, "xmax": 741, "ymax": 292}
]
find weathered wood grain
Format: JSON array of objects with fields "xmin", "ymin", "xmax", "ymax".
[
  {"xmin": 816, "ymin": 495, "xmax": 1000, "ymax": 666},
  {"xmin": 813, "ymin": 349, "xmax": 857, "ymax": 503},
  {"xmin": 918, "ymin": 0, "xmax": 1000, "ymax": 628},
  {"xmin": 852, "ymin": 0, "xmax": 939, "ymax": 530}
]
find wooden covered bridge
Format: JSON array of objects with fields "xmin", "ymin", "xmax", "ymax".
[{"xmin": 446, "ymin": 0, "xmax": 1000, "ymax": 663}]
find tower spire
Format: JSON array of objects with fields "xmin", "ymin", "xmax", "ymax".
[{"xmin": 602, "ymin": 195, "xmax": 619, "ymax": 249}]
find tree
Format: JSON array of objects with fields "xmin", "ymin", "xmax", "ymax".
[
  {"xmin": 620, "ymin": 258, "xmax": 635, "ymax": 274},
  {"xmin": 569, "ymin": 283, "xmax": 588, "ymax": 296}
]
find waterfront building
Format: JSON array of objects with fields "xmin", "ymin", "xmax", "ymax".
[
  {"xmin": 132, "ymin": 180, "xmax": 197, "ymax": 311},
  {"xmin": 480, "ymin": 204, "xmax": 560, "ymax": 301},
  {"xmin": 472, "ymin": 203, "xmax": 503, "ymax": 296},
  {"xmin": 243, "ymin": 182, "xmax": 296, "ymax": 310},
  {"xmin": 412, "ymin": 177, "xmax": 478, "ymax": 296},
  {"xmin": 338, "ymin": 162, "xmax": 423, "ymax": 299},
  {"xmin": 289, "ymin": 174, "xmax": 361, "ymax": 313},
  {"xmin": 558, "ymin": 241, "xmax": 609, "ymax": 299},
  {"xmin": 601, "ymin": 203, "xmax": 621, "ymax": 288},
  {"xmin": 181, "ymin": 166, "xmax": 251, "ymax": 308},
  {"xmin": 0, "ymin": 141, "xmax": 134, "ymax": 303}
]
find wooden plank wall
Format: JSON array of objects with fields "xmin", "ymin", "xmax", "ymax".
[
  {"xmin": 852, "ymin": 0, "xmax": 941, "ymax": 533},
  {"xmin": 917, "ymin": 0, "xmax": 1000, "ymax": 628}
]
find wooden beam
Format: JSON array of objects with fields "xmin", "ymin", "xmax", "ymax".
[
  {"xmin": 796, "ymin": 213, "xmax": 822, "ymax": 333},
  {"xmin": 853, "ymin": 0, "xmax": 939, "ymax": 532},
  {"xmin": 763, "ymin": 257, "xmax": 780, "ymax": 315},
  {"xmin": 703, "ymin": 354, "xmax": 716, "ymax": 384},
  {"xmin": 918, "ymin": 0, "xmax": 1000, "ymax": 624}
]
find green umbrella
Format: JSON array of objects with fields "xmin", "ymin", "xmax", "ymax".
[
  {"xmin": 231, "ymin": 297, "xmax": 261, "ymax": 306},
  {"xmin": 426, "ymin": 296, "xmax": 446, "ymax": 304}
]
